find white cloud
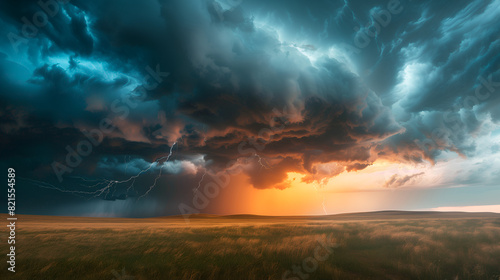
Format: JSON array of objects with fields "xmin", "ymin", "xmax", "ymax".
[{"xmin": 430, "ymin": 205, "xmax": 500, "ymax": 213}]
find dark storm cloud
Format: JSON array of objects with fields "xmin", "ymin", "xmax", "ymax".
[
  {"xmin": 0, "ymin": 0, "xmax": 499, "ymax": 216},
  {"xmin": 238, "ymin": 0, "xmax": 500, "ymax": 162}
]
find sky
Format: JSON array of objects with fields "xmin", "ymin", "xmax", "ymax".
[{"xmin": 0, "ymin": 0, "xmax": 499, "ymax": 217}]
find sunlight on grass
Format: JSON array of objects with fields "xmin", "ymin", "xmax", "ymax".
[{"xmin": 1, "ymin": 216, "xmax": 500, "ymax": 279}]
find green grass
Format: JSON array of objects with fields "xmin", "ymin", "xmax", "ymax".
[{"xmin": 1, "ymin": 216, "xmax": 500, "ymax": 279}]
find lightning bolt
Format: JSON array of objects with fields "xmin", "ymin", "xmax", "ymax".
[
  {"xmin": 138, "ymin": 142, "xmax": 177, "ymax": 199},
  {"xmin": 24, "ymin": 142, "xmax": 178, "ymax": 200},
  {"xmin": 20, "ymin": 177, "xmax": 113, "ymax": 199},
  {"xmin": 254, "ymin": 153, "xmax": 272, "ymax": 169},
  {"xmin": 194, "ymin": 169, "xmax": 207, "ymax": 192},
  {"xmin": 126, "ymin": 177, "xmax": 137, "ymax": 196},
  {"xmin": 322, "ymin": 199, "xmax": 328, "ymax": 215},
  {"xmin": 313, "ymin": 184, "xmax": 329, "ymax": 215}
]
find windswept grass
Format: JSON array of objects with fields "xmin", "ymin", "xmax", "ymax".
[{"xmin": 1, "ymin": 214, "xmax": 500, "ymax": 279}]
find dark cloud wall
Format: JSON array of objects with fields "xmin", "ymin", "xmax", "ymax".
[{"xmin": 0, "ymin": 0, "xmax": 499, "ymax": 216}]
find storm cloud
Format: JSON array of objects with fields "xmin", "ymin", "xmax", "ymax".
[{"xmin": 0, "ymin": 0, "xmax": 499, "ymax": 216}]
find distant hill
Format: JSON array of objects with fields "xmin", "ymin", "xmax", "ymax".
[
  {"xmin": 216, "ymin": 211, "xmax": 500, "ymax": 221},
  {"xmin": 2, "ymin": 210, "xmax": 499, "ymax": 224}
]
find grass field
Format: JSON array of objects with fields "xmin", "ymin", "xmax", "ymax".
[{"xmin": 1, "ymin": 211, "xmax": 500, "ymax": 280}]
